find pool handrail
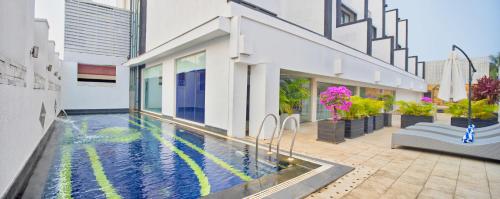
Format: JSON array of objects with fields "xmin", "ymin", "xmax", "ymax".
[
  {"xmin": 276, "ymin": 116, "xmax": 299, "ymax": 162},
  {"xmin": 255, "ymin": 113, "xmax": 279, "ymax": 159}
]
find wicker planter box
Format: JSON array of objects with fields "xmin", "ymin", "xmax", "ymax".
[
  {"xmin": 450, "ymin": 117, "xmax": 499, "ymax": 128},
  {"xmin": 373, "ymin": 114, "xmax": 384, "ymax": 130},
  {"xmin": 344, "ymin": 119, "xmax": 365, "ymax": 138},
  {"xmin": 383, "ymin": 113, "xmax": 392, "ymax": 127},
  {"xmin": 317, "ymin": 120, "xmax": 345, "ymax": 144},
  {"xmin": 400, "ymin": 115, "xmax": 434, "ymax": 128},
  {"xmin": 364, "ymin": 116, "xmax": 374, "ymax": 133}
]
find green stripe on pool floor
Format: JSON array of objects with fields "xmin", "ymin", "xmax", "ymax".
[
  {"xmin": 57, "ymin": 126, "xmax": 73, "ymax": 199},
  {"xmin": 124, "ymin": 116, "xmax": 253, "ymax": 182},
  {"xmin": 85, "ymin": 145, "xmax": 122, "ymax": 199},
  {"xmin": 79, "ymin": 120, "xmax": 122, "ymax": 199},
  {"xmin": 118, "ymin": 117, "xmax": 211, "ymax": 196},
  {"xmin": 150, "ymin": 130, "xmax": 211, "ymax": 196}
]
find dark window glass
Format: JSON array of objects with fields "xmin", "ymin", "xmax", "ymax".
[{"xmin": 176, "ymin": 52, "xmax": 206, "ymax": 123}]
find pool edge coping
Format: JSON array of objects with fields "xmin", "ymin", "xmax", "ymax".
[{"xmin": 139, "ymin": 111, "xmax": 355, "ymax": 199}]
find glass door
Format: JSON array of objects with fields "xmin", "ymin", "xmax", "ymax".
[
  {"xmin": 143, "ymin": 65, "xmax": 162, "ymax": 113},
  {"xmin": 176, "ymin": 52, "xmax": 206, "ymax": 123}
]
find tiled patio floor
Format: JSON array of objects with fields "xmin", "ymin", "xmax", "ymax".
[{"xmin": 248, "ymin": 114, "xmax": 500, "ymax": 199}]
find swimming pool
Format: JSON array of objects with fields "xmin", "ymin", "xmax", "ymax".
[{"xmin": 20, "ymin": 113, "xmax": 346, "ymax": 198}]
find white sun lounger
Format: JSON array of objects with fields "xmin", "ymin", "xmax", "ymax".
[
  {"xmin": 406, "ymin": 125, "xmax": 500, "ymax": 139},
  {"xmin": 392, "ymin": 129, "xmax": 500, "ymax": 161},
  {"xmin": 415, "ymin": 122, "xmax": 500, "ymax": 132}
]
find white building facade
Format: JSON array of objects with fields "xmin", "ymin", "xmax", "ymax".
[
  {"xmin": 0, "ymin": 0, "xmax": 62, "ymax": 196},
  {"xmin": 125, "ymin": 0, "xmax": 427, "ymax": 139},
  {"xmin": 61, "ymin": 0, "xmax": 131, "ymax": 114}
]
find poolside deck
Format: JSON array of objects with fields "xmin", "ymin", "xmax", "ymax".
[{"xmin": 248, "ymin": 113, "xmax": 500, "ymax": 199}]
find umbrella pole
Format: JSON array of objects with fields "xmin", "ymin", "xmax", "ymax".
[{"xmin": 452, "ymin": 45, "xmax": 477, "ymax": 126}]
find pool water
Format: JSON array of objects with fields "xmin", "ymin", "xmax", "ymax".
[{"xmin": 40, "ymin": 113, "xmax": 286, "ymax": 199}]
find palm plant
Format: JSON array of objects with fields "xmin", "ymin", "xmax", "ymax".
[
  {"xmin": 490, "ymin": 52, "xmax": 499, "ymax": 78},
  {"xmin": 377, "ymin": 94, "xmax": 395, "ymax": 113},
  {"xmin": 279, "ymin": 78, "xmax": 310, "ymax": 114}
]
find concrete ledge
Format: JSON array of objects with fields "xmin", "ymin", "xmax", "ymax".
[
  {"xmin": 65, "ymin": 108, "xmax": 129, "ymax": 115},
  {"xmin": 1, "ymin": 121, "xmax": 56, "ymax": 199}
]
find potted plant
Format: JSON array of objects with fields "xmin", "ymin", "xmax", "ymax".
[
  {"xmin": 363, "ymin": 98, "xmax": 384, "ymax": 133},
  {"xmin": 279, "ymin": 78, "xmax": 310, "ymax": 130},
  {"xmin": 371, "ymin": 99, "xmax": 385, "ymax": 130},
  {"xmin": 472, "ymin": 76, "xmax": 500, "ymax": 119},
  {"xmin": 446, "ymin": 99, "xmax": 499, "ymax": 128},
  {"xmin": 340, "ymin": 96, "xmax": 366, "ymax": 138},
  {"xmin": 378, "ymin": 94, "xmax": 395, "ymax": 127},
  {"xmin": 317, "ymin": 86, "xmax": 352, "ymax": 144},
  {"xmin": 398, "ymin": 97, "xmax": 436, "ymax": 128}
]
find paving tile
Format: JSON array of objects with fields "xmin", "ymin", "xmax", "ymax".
[
  {"xmin": 437, "ymin": 155, "xmax": 461, "ymax": 166},
  {"xmin": 455, "ymin": 180, "xmax": 490, "ymax": 195},
  {"xmin": 431, "ymin": 162, "xmax": 459, "ymax": 180},
  {"xmin": 489, "ymin": 182, "xmax": 500, "ymax": 199},
  {"xmin": 270, "ymin": 121, "xmax": 497, "ymax": 198},
  {"xmin": 424, "ymin": 176, "xmax": 456, "ymax": 194},
  {"xmin": 417, "ymin": 187, "xmax": 453, "ymax": 199},
  {"xmin": 455, "ymin": 187, "xmax": 491, "ymax": 199},
  {"xmin": 381, "ymin": 181, "xmax": 422, "ymax": 199},
  {"xmin": 485, "ymin": 162, "xmax": 500, "ymax": 183}
]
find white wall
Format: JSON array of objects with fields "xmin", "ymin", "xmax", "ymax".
[
  {"xmin": 394, "ymin": 49, "xmax": 407, "ymax": 70},
  {"xmin": 372, "ymin": 38, "xmax": 392, "ymax": 64},
  {"xmin": 333, "ymin": 21, "xmax": 369, "ymax": 53},
  {"xmin": 342, "ymin": 0, "xmax": 365, "ymax": 19},
  {"xmin": 0, "ymin": 0, "xmax": 62, "ymax": 196},
  {"xmin": 396, "ymin": 88, "xmax": 422, "ymax": 102},
  {"xmin": 417, "ymin": 62, "xmax": 424, "ymax": 78},
  {"xmin": 144, "ymin": 36, "xmax": 230, "ymax": 131},
  {"xmin": 246, "ymin": 0, "xmax": 281, "ymax": 14},
  {"xmin": 408, "ymin": 57, "xmax": 417, "ymax": 75},
  {"xmin": 234, "ymin": 9, "xmax": 425, "ymax": 91},
  {"xmin": 398, "ymin": 20, "xmax": 407, "ymax": 48},
  {"xmin": 278, "ymin": 0, "xmax": 324, "ymax": 34},
  {"xmin": 368, "ymin": 0, "xmax": 384, "ymax": 37},
  {"xmin": 385, "ymin": 10, "xmax": 397, "ymax": 47},
  {"xmin": 146, "ymin": 0, "xmax": 227, "ymax": 51},
  {"xmin": 61, "ymin": 52, "xmax": 129, "ymax": 110}
]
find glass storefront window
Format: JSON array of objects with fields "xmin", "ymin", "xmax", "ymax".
[
  {"xmin": 176, "ymin": 52, "xmax": 206, "ymax": 123},
  {"xmin": 143, "ymin": 65, "xmax": 162, "ymax": 113}
]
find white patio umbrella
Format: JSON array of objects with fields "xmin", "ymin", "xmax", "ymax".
[{"xmin": 437, "ymin": 50, "xmax": 467, "ymax": 102}]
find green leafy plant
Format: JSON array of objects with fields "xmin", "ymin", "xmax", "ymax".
[
  {"xmin": 279, "ymin": 78, "xmax": 310, "ymax": 114},
  {"xmin": 446, "ymin": 99, "xmax": 498, "ymax": 120},
  {"xmin": 340, "ymin": 96, "xmax": 367, "ymax": 120},
  {"xmin": 397, "ymin": 101, "xmax": 435, "ymax": 116},
  {"xmin": 364, "ymin": 98, "xmax": 384, "ymax": 116},
  {"xmin": 377, "ymin": 94, "xmax": 395, "ymax": 113}
]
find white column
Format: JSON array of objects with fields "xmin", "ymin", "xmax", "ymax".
[
  {"xmin": 249, "ymin": 63, "xmax": 280, "ymax": 139},
  {"xmin": 163, "ymin": 60, "xmax": 175, "ymax": 117},
  {"xmin": 310, "ymin": 78, "xmax": 318, "ymax": 122},
  {"xmin": 227, "ymin": 61, "xmax": 248, "ymax": 138}
]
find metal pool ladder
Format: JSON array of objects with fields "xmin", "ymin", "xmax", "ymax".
[
  {"xmin": 255, "ymin": 113, "xmax": 279, "ymax": 160},
  {"xmin": 276, "ymin": 116, "xmax": 299, "ymax": 162}
]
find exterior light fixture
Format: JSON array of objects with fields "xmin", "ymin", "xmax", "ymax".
[
  {"xmin": 58, "ymin": 76, "xmax": 61, "ymax": 80},
  {"xmin": 31, "ymin": 46, "xmax": 39, "ymax": 58},
  {"xmin": 54, "ymin": 72, "xmax": 59, "ymax": 76},
  {"xmin": 47, "ymin": 65, "xmax": 53, "ymax": 71}
]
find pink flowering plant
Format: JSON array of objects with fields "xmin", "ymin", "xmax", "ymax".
[
  {"xmin": 421, "ymin": 97, "xmax": 432, "ymax": 103},
  {"xmin": 319, "ymin": 86, "xmax": 353, "ymax": 122}
]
